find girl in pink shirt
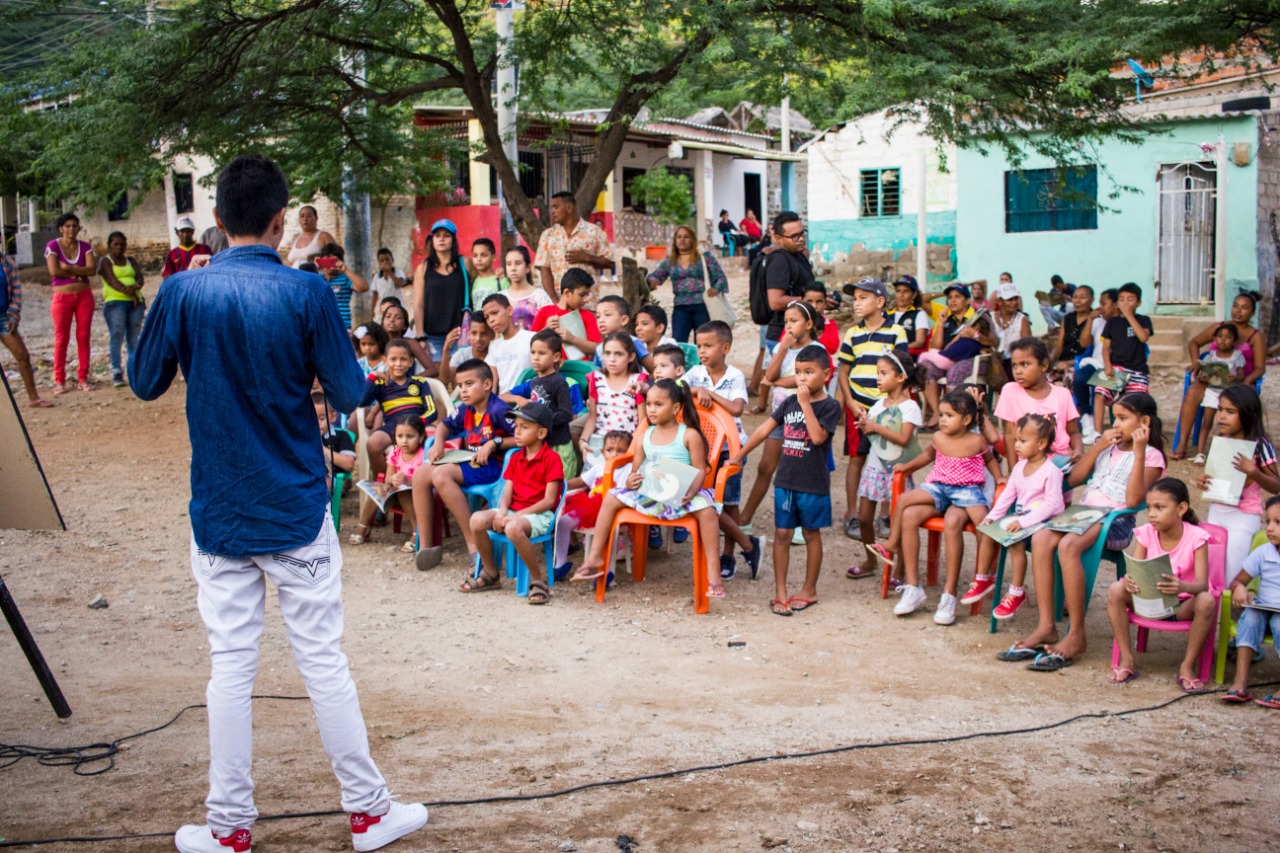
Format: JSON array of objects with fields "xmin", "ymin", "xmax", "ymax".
[
  {"xmin": 1106, "ymin": 478, "xmax": 1214, "ymax": 691},
  {"xmin": 968, "ymin": 414, "xmax": 1065, "ymax": 620},
  {"xmin": 994, "ymin": 337, "xmax": 1083, "ymax": 466},
  {"xmin": 351, "ymin": 416, "xmax": 427, "ymax": 552}
]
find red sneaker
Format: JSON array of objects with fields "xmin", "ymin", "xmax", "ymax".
[
  {"xmin": 993, "ymin": 589, "xmax": 1027, "ymax": 619},
  {"xmin": 959, "ymin": 576, "xmax": 996, "ymax": 605}
]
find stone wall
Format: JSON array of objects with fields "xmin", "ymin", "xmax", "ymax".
[{"xmin": 818, "ymin": 240, "xmax": 955, "ymax": 284}]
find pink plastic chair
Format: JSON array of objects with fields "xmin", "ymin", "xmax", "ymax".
[{"xmin": 1109, "ymin": 522, "xmax": 1227, "ymax": 685}]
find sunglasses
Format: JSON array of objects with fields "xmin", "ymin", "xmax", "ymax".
[{"xmin": 780, "ymin": 229, "xmax": 807, "ymax": 240}]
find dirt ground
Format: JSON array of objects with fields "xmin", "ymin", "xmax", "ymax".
[{"xmin": 2, "ymin": 271, "xmax": 1279, "ymax": 852}]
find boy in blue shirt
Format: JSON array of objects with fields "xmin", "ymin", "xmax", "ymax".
[
  {"xmin": 1223, "ymin": 496, "xmax": 1280, "ymax": 707},
  {"xmin": 413, "ymin": 359, "xmax": 512, "ymax": 571}
]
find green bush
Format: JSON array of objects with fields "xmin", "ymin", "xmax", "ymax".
[{"xmin": 627, "ymin": 166, "xmax": 694, "ymax": 228}]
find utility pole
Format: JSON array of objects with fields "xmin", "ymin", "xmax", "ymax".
[
  {"xmin": 780, "ymin": 79, "xmax": 794, "ymax": 212},
  {"xmin": 495, "ymin": 1, "xmax": 519, "ymax": 248},
  {"xmin": 916, "ymin": 147, "xmax": 928, "ymax": 286},
  {"xmin": 341, "ymin": 47, "xmax": 373, "ymax": 313}
]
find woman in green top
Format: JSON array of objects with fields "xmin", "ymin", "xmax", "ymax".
[{"xmin": 97, "ymin": 231, "xmax": 145, "ymax": 388}]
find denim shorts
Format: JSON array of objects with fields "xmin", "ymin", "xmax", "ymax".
[
  {"xmin": 1235, "ymin": 606, "xmax": 1280, "ymax": 653},
  {"xmin": 718, "ymin": 447, "xmax": 744, "ymax": 506},
  {"xmin": 920, "ymin": 482, "xmax": 988, "ymax": 513},
  {"xmin": 774, "ymin": 488, "xmax": 832, "ymax": 531},
  {"xmin": 0, "ymin": 313, "xmax": 12, "ymax": 335}
]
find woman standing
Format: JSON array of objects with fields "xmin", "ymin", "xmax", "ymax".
[
  {"xmin": 412, "ymin": 218, "xmax": 469, "ymax": 364},
  {"xmin": 1170, "ymin": 291, "xmax": 1266, "ymax": 459},
  {"xmin": 645, "ymin": 226, "xmax": 729, "ymax": 342},
  {"xmin": 44, "ymin": 213, "xmax": 96, "ymax": 393},
  {"xmin": 282, "ymin": 205, "xmax": 337, "ymax": 267}
]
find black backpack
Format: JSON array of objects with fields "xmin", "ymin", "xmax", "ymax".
[{"xmin": 748, "ymin": 252, "xmax": 773, "ymax": 326}]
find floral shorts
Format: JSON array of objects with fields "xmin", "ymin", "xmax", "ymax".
[{"xmin": 858, "ymin": 454, "xmax": 913, "ymax": 503}]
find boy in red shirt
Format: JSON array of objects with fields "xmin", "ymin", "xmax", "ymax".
[
  {"xmin": 532, "ymin": 268, "xmax": 600, "ymax": 361},
  {"xmin": 461, "ymin": 401, "xmax": 564, "ymax": 604}
]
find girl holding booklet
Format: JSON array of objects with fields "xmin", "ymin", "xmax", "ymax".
[
  {"xmin": 969, "ymin": 414, "xmax": 1065, "ymax": 620},
  {"xmin": 1009, "ymin": 392, "xmax": 1166, "ymax": 670},
  {"xmin": 1105, "ymin": 478, "xmax": 1214, "ymax": 691},
  {"xmin": 1194, "ymin": 385, "xmax": 1280, "ymax": 572},
  {"xmin": 349, "ymin": 415, "xmax": 428, "ymax": 550}
]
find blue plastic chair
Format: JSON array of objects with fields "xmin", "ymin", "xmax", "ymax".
[
  {"xmin": 678, "ymin": 342, "xmax": 700, "ymax": 368},
  {"xmin": 1171, "ymin": 369, "xmax": 1266, "ymax": 451},
  {"xmin": 484, "ymin": 475, "xmax": 569, "ymax": 597}
]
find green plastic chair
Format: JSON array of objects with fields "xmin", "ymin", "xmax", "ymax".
[
  {"xmin": 678, "ymin": 342, "xmax": 700, "ymax": 368},
  {"xmin": 560, "ymin": 359, "xmax": 596, "ymax": 388},
  {"xmin": 329, "ymin": 428, "xmax": 357, "ymax": 532},
  {"xmin": 1214, "ymin": 529, "xmax": 1274, "ymax": 683}
]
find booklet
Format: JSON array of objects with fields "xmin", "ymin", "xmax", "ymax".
[
  {"xmin": 1044, "ymin": 505, "xmax": 1109, "ymax": 535},
  {"xmin": 1124, "ymin": 551, "xmax": 1180, "ymax": 619},
  {"xmin": 639, "ymin": 456, "xmax": 701, "ymax": 509},
  {"xmin": 1203, "ymin": 436, "xmax": 1256, "ymax": 505},
  {"xmin": 977, "ymin": 517, "xmax": 1043, "ymax": 547},
  {"xmin": 1035, "ymin": 289, "xmax": 1066, "ymax": 307},
  {"xmin": 356, "ymin": 480, "xmax": 412, "ymax": 512},
  {"xmin": 427, "ymin": 448, "xmax": 477, "ymax": 466},
  {"xmin": 869, "ymin": 405, "xmax": 923, "ymax": 464},
  {"xmin": 1245, "ymin": 601, "xmax": 1280, "ymax": 615},
  {"xmin": 1197, "ymin": 361, "xmax": 1236, "ymax": 388},
  {"xmin": 1086, "ymin": 367, "xmax": 1133, "ymax": 393},
  {"xmin": 558, "ymin": 308, "xmax": 588, "ymax": 344}
]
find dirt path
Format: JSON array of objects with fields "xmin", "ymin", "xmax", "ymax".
[{"xmin": 1, "ymin": 277, "xmax": 1278, "ymax": 851}]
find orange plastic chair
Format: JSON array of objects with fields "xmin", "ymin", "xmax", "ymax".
[
  {"xmin": 595, "ymin": 403, "xmax": 742, "ymax": 613},
  {"xmin": 883, "ymin": 470, "xmax": 1004, "ymax": 617}
]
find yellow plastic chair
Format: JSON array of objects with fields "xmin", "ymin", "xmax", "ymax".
[{"xmin": 1214, "ymin": 530, "xmax": 1275, "ymax": 684}]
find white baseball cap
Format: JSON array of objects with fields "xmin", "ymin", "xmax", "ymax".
[
  {"xmin": 994, "ymin": 282, "xmax": 1019, "ymax": 300},
  {"xmin": 175, "ymin": 216, "xmax": 195, "ymax": 231}
]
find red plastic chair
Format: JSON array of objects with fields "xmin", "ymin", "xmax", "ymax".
[
  {"xmin": 595, "ymin": 404, "xmax": 742, "ymax": 614},
  {"xmin": 1110, "ymin": 521, "xmax": 1227, "ymax": 685},
  {"xmin": 883, "ymin": 470, "xmax": 1004, "ymax": 618}
]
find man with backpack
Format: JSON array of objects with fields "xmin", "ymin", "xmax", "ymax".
[{"xmin": 748, "ymin": 211, "xmax": 816, "ymax": 358}]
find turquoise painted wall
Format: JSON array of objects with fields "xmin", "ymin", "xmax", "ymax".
[
  {"xmin": 810, "ymin": 210, "xmax": 958, "ymax": 283},
  {"xmin": 955, "ymin": 116, "xmax": 1259, "ymax": 330}
]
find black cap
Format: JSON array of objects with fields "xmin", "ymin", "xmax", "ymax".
[
  {"xmin": 943, "ymin": 283, "xmax": 971, "ymax": 299},
  {"xmin": 505, "ymin": 401, "xmax": 553, "ymax": 430},
  {"xmin": 841, "ymin": 277, "xmax": 888, "ymax": 300},
  {"xmin": 893, "ymin": 274, "xmax": 919, "ymax": 291}
]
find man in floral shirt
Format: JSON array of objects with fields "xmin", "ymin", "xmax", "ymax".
[{"xmin": 534, "ymin": 191, "xmax": 612, "ymax": 306}]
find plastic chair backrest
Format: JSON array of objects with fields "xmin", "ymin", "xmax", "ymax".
[
  {"xmin": 1199, "ymin": 521, "xmax": 1229, "ymax": 597},
  {"xmin": 678, "ymin": 342, "xmax": 700, "ymax": 368},
  {"xmin": 424, "ymin": 377, "xmax": 455, "ymax": 418},
  {"xmin": 516, "ymin": 367, "xmax": 537, "ymax": 386},
  {"xmin": 560, "ymin": 359, "xmax": 596, "ymax": 389}
]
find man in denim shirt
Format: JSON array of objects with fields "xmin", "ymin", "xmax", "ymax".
[{"xmin": 130, "ymin": 155, "xmax": 427, "ymax": 853}]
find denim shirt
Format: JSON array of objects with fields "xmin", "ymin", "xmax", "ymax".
[{"xmin": 130, "ymin": 244, "xmax": 365, "ymax": 557}]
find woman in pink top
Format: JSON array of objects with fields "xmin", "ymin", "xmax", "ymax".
[
  {"xmin": 969, "ymin": 414, "xmax": 1065, "ymax": 620},
  {"xmin": 44, "ymin": 212, "xmax": 97, "ymax": 393},
  {"xmin": 1106, "ymin": 478, "xmax": 1214, "ymax": 691},
  {"xmin": 994, "ymin": 337, "xmax": 1082, "ymax": 466}
]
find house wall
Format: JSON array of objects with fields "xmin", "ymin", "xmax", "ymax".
[
  {"xmin": 1256, "ymin": 111, "xmax": 1280, "ymax": 344},
  {"xmin": 710, "ymin": 152, "xmax": 769, "ymax": 236},
  {"xmin": 956, "ymin": 115, "xmax": 1260, "ymax": 331}
]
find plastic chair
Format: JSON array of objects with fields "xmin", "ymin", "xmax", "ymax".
[
  {"xmin": 595, "ymin": 403, "xmax": 742, "ymax": 614},
  {"xmin": 1171, "ymin": 370, "xmax": 1265, "ymax": 451},
  {"xmin": 483, "ymin": 458, "xmax": 569, "ymax": 596},
  {"xmin": 559, "ymin": 359, "xmax": 596, "ymax": 389},
  {"xmin": 330, "ymin": 428, "xmax": 357, "ymax": 532},
  {"xmin": 1051, "ymin": 506, "xmax": 1138, "ymax": 625},
  {"xmin": 1214, "ymin": 530, "xmax": 1275, "ymax": 683},
  {"xmin": 1111, "ymin": 522, "xmax": 1226, "ymax": 685},
  {"xmin": 885, "ymin": 471, "xmax": 1004, "ymax": 617},
  {"xmin": 424, "ymin": 377, "xmax": 456, "ymax": 419},
  {"xmin": 678, "ymin": 342, "xmax": 701, "ymax": 368}
]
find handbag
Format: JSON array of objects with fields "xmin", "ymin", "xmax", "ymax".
[{"xmin": 701, "ymin": 256, "xmax": 738, "ymax": 326}]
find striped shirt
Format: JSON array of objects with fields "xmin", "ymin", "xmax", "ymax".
[
  {"xmin": 837, "ymin": 319, "xmax": 908, "ymax": 407},
  {"xmin": 359, "ymin": 373, "xmax": 439, "ymax": 428}
]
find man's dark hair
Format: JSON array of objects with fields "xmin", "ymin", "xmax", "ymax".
[
  {"xmin": 696, "ymin": 320, "xmax": 733, "ymax": 344},
  {"xmin": 216, "ymin": 155, "xmax": 289, "ymax": 238},
  {"xmin": 482, "ymin": 293, "xmax": 511, "ymax": 310},
  {"xmin": 772, "ymin": 211, "xmax": 801, "ymax": 235},
  {"xmin": 561, "ymin": 268, "xmax": 593, "ymax": 293},
  {"xmin": 1118, "ymin": 282, "xmax": 1143, "ymax": 301},
  {"xmin": 794, "ymin": 344, "xmax": 831, "ymax": 371},
  {"xmin": 456, "ymin": 358, "xmax": 493, "ymax": 384},
  {"xmin": 597, "ymin": 294, "xmax": 631, "ymax": 317},
  {"xmin": 318, "ymin": 242, "xmax": 345, "ymax": 260},
  {"xmin": 551, "ymin": 191, "xmax": 576, "ymax": 205},
  {"xmin": 652, "ymin": 343, "xmax": 685, "ymax": 369}
]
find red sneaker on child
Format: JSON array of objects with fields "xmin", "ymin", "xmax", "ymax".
[
  {"xmin": 993, "ymin": 589, "xmax": 1027, "ymax": 619},
  {"xmin": 959, "ymin": 575, "xmax": 995, "ymax": 605}
]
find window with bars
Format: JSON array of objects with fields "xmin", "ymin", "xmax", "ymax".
[
  {"xmin": 860, "ymin": 168, "xmax": 900, "ymax": 218},
  {"xmin": 1004, "ymin": 166, "xmax": 1098, "ymax": 232}
]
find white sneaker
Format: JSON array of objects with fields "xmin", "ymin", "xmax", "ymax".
[
  {"xmin": 933, "ymin": 593, "xmax": 958, "ymax": 625},
  {"xmin": 1080, "ymin": 414, "xmax": 1099, "ymax": 444},
  {"xmin": 894, "ymin": 585, "xmax": 927, "ymax": 616},
  {"xmin": 175, "ymin": 826, "xmax": 252, "ymax": 853},
  {"xmin": 351, "ymin": 801, "xmax": 429, "ymax": 852}
]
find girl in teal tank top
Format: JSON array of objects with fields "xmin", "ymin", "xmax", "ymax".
[
  {"xmin": 97, "ymin": 231, "xmax": 146, "ymax": 387},
  {"xmin": 571, "ymin": 379, "xmax": 729, "ymax": 598}
]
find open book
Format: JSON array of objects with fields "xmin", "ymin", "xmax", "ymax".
[
  {"xmin": 1197, "ymin": 361, "xmax": 1237, "ymax": 387},
  {"xmin": 1245, "ymin": 601, "xmax": 1280, "ymax": 615},
  {"xmin": 356, "ymin": 480, "xmax": 411, "ymax": 513},
  {"xmin": 1203, "ymin": 436, "xmax": 1257, "ymax": 505},
  {"xmin": 977, "ymin": 517, "xmax": 1043, "ymax": 547},
  {"xmin": 1035, "ymin": 289, "xmax": 1067, "ymax": 307},
  {"xmin": 1124, "ymin": 551, "xmax": 1180, "ymax": 619},
  {"xmin": 638, "ymin": 456, "xmax": 701, "ymax": 510},
  {"xmin": 1086, "ymin": 367, "xmax": 1134, "ymax": 393},
  {"xmin": 1044, "ymin": 505, "xmax": 1109, "ymax": 535}
]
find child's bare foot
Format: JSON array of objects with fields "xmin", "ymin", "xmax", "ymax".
[
  {"xmin": 1015, "ymin": 626, "xmax": 1060, "ymax": 652},
  {"xmin": 1045, "ymin": 634, "xmax": 1085, "ymax": 661},
  {"xmin": 846, "ymin": 557, "xmax": 877, "ymax": 579}
]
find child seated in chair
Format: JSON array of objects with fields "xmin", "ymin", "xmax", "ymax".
[
  {"xmin": 314, "ymin": 389, "xmax": 355, "ymax": 491},
  {"xmin": 1222, "ymin": 496, "xmax": 1280, "ymax": 707},
  {"xmin": 359, "ymin": 338, "xmax": 439, "ymax": 480},
  {"xmin": 349, "ymin": 415, "xmax": 428, "ymax": 552},
  {"xmin": 462, "ymin": 402, "xmax": 564, "ymax": 604},
  {"xmin": 413, "ymin": 359, "xmax": 512, "ymax": 571},
  {"xmin": 552, "ymin": 430, "xmax": 633, "ymax": 581}
]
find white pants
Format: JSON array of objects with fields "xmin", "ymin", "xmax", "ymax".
[
  {"xmin": 1207, "ymin": 502, "xmax": 1260, "ymax": 578},
  {"xmin": 191, "ymin": 510, "xmax": 389, "ymax": 833}
]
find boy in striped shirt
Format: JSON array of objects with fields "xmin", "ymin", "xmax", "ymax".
[{"xmin": 836, "ymin": 278, "xmax": 907, "ymax": 538}]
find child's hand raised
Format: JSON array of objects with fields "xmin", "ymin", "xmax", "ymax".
[
  {"xmin": 796, "ymin": 381, "xmax": 812, "ymax": 404},
  {"xmin": 444, "ymin": 327, "xmax": 462, "ymax": 348},
  {"xmin": 965, "ymin": 385, "xmax": 986, "ymax": 408}
]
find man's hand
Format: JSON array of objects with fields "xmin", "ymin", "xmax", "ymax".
[
  {"xmin": 188, "ymin": 254, "xmax": 211, "ymax": 270},
  {"xmin": 565, "ymin": 249, "xmax": 593, "ymax": 264}
]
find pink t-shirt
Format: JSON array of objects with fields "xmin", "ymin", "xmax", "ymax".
[
  {"xmin": 994, "ymin": 382, "xmax": 1079, "ymax": 457},
  {"xmin": 386, "ymin": 445, "xmax": 426, "ymax": 480},
  {"xmin": 987, "ymin": 458, "xmax": 1066, "ymax": 526},
  {"xmin": 1131, "ymin": 521, "xmax": 1211, "ymax": 596},
  {"xmin": 1080, "ymin": 445, "xmax": 1166, "ymax": 509}
]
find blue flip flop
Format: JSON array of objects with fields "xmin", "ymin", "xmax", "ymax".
[
  {"xmin": 1027, "ymin": 652, "xmax": 1074, "ymax": 672},
  {"xmin": 995, "ymin": 644, "xmax": 1044, "ymax": 663}
]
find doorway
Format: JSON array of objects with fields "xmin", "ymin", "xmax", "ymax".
[
  {"xmin": 743, "ymin": 172, "xmax": 762, "ymax": 223},
  {"xmin": 1155, "ymin": 162, "xmax": 1216, "ymax": 305}
]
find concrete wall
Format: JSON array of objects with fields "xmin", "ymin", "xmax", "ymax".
[
  {"xmin": 806, "ymin": 109, "xmax": 958, "ymax": 282},
  {"xmin": 956, "ymin": 115, "xmax": 1260, "ymax": 332},
  {"xmin": 710, "ymin": 151, "xmax": 768, "ymax": 234},
  {"xmin": 1256, "ymin": 111, "xmax": 1280, "ymax": 344}
]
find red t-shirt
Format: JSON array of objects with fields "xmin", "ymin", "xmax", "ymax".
[
  {"xmin": 532, "ymin": 304, "xmax": 602, "ymax": 360},
  {"xmin": 162, "ymin": 243, "xmax": 212, "ymax": 278},
  {"xmin": 504, "ymin": 442, "xmax": 564, "ymax": 512},
  {"xmin": 819, "ymin": 321, "xmax": 840, "ymax": 356}
]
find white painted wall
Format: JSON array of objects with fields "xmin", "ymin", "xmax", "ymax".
[{"xmin": 710, "ymin": 152, "xmax": 769, "ymax": 232}]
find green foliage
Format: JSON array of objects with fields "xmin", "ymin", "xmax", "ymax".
[{"xmin": 626, "ymin": 166, "xmax": 694, "ymax": 227}]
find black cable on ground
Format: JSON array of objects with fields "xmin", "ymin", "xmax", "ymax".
[{"xmin": 1, "ymin": 682, "xmax": 1275, "ymax": 848}]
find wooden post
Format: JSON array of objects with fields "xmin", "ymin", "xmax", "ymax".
[{"xmin": 620, "ymin": 256, "xmax": 648, "ymax": 314}]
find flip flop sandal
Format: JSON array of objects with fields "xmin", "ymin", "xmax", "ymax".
[
  {"xmin": 866, "ymin": 544, "xmax": 894, "ymax": 568},
  {"xmin": 459, "ymin": 572, "xmax": 502, "ymax": 592},
  {"xmin": 400, "ymin": 540, "xmax": 416, "ymax": 553},
  {"xmin": 846, "ymin": 564, "xmax": 876, "ymax": 580},
  {"xmin": 787, "ymin": 596, "xmax": 818, "ymax": 611},
  {"xmin": 527, "ymin": 581, "xmax": 550, "ymax": 605},
  {"xmin": 1253, "ymin": 694, "xmax": 1280, "ymax": 709},
  {"xmin": 1175, "ymin": 675, "xmax": 1206, "ymax": 694},
  {"xmin": 570, "ymin": 567, "xmax": 605, "ymax": 582},
  {"xmin": 52, "ymin": 383, "xmax": 66, "ymax": 396},
  {"xmin": 1027, "ymin": 652, "xmax": 1074, "ymax": 672},
  {"xmin": 708, "ymin": 582, "xmax": 727, "ymax": 600},
  {"xmin": 28, "ymin": 398, "xmax": 52, "ymax": 408},
  {"xmin": 995, "ymin": 644, "xmax": 1044, "ymax": 662},
  {"xmin": 1219, "ymin": 689, "xmax": 1255, "ymax": 704},
  {"xmin": 1108, "ymin": 667, "xmax": 1139, "ymax": 684},
  {"xmin": 770, "ymin": 599, "xmax": 793, "ymax": 617}
]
